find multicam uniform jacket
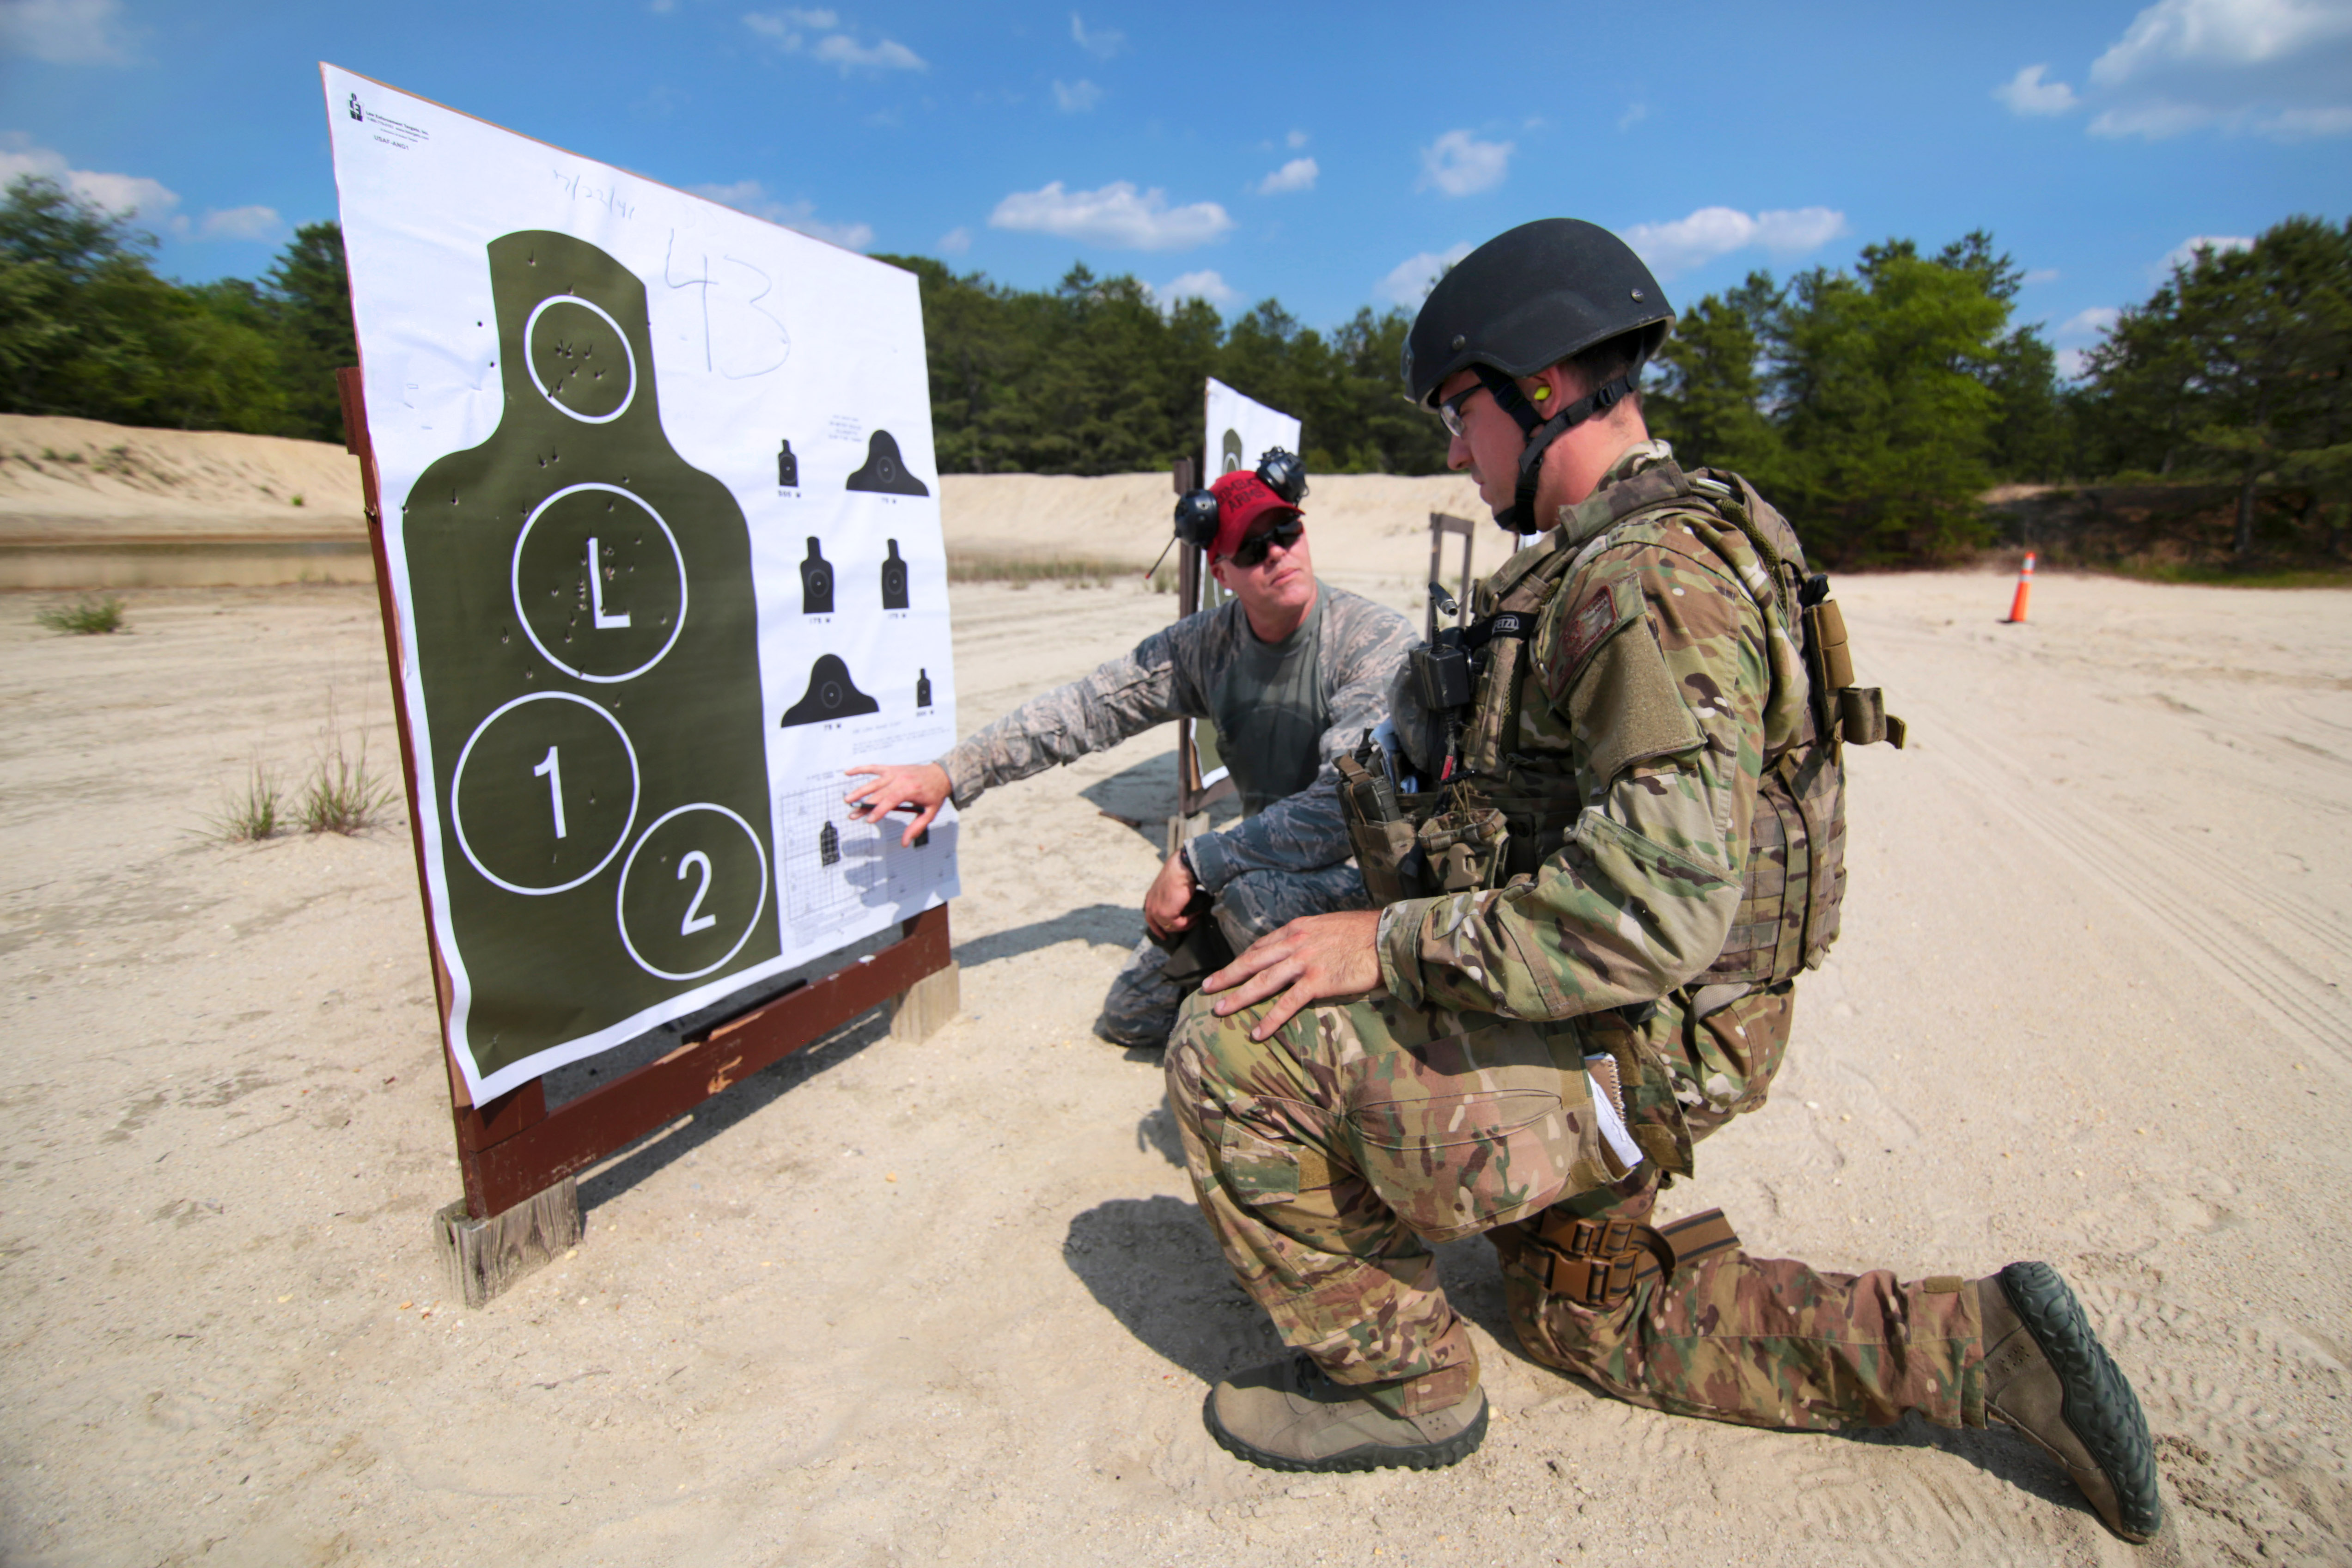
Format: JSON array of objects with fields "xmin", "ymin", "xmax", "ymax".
[
  {"xmin": 1374, "ymin": 439, "xmax": 1824, "ymax": 1022},
  {"xmin": 937, "ymin": 582, "xmax": 1416, "ymax": 892}
]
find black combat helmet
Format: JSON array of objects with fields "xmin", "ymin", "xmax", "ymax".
[
  {"xmin": 1402, "ymin": 218, "xmax": 1671, "ymax": 407},
  {"xmin": 1404, "ymin": 219, "xmax": 1673, "ymax": 532}
]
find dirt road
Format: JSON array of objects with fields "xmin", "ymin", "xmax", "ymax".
[{"xmin": 2, "ymin": 567, "xmax": 2347, "ymax": 1566}]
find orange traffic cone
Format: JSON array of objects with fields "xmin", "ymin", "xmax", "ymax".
[{"xmin": 2003, "ymin": 552, "xmax": 2035, "ymax": 624}]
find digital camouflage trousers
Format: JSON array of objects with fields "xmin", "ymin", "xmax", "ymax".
[
  {"xmin": 1165, "ymin": 981, "xmax": 1988, "ymax": 1430},
  {"xmin": 1095, "ymin": 862, "xmax": 1371, "ymax": 1049}
]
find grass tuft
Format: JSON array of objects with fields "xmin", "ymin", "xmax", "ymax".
[
  {"xmin": 946, "ymin": 551, "xmax": 1143, "ymax": 589},
  {"xmin": 296, "ymin": 732, "xmax": 398, "ymax": 835},
  {"xmin": 36, "ymin": 595, "xmax": 126, "ymax": 635},
  {"xmin": 208, "ymin": 762, "xmax": 283, "ymax": 843}
]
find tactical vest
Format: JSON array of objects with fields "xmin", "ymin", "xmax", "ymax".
[{"xmin": 1339, "ymin": 461, "xmax": 1902, "ymax": 990}]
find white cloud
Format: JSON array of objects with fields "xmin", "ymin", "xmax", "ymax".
[
  {"xmin": 2081, "ymin": 0, "xmax": 2352, "ymax": 139},
  {"xmin": 988, "ymin": 180, "xmax": 1233, "ymax": 250},
  {"xmin": 2260, "ymin": 102, "xmax": 2352, "ymax": 133},
  {"xmin": 1995, "ymin": 63, "xmax": 2082, "ymax": 114},
  {"xmin": 1376, "ymin": 242, "xmax": 1474, "ymax": 306},
  {"xmin": 1286, "ymin": 129, "xmax": 1309, "ymax": 150},
  {"xmin": 2057, "ymin": 347, "xmax": 2095, "ymax": 379},
  {"xmin": 195, "ymin": 205, "xmax": 281, "ymax": 242},
  {"xmin": 0, "ymin": 0, "xmax": 133, "ymax": 63},
  {"xmin": 938, "ymin": 226, "xmax": 972, "ymax": 254},
  {"xmin": 1621, "ymin": 204, "xmax": 1848, "ymax": 278},
  {"xmin": 2156, "ymin": 232, "xmax": 2254, "ymax": 274},
  {"xmin": 2024, "ymin": 267, "xmax": 2062, "ymax": 285},
  {"xmin": 1153, "ymin": 269, "xmax": 1237, "ymax": 310},
  {"xmin": 1052, "ymin": 78, "xmax": 1101, "ymax": 112},
  {"xmin": 1253, "ymin": 157, "xmax": 1317, "ymax": 195},
  {"xmin": 2093, "ymin": 0, "xmax": 2350, "ymax": 79},
  {"xmin": 1618, "ymin": 102, "xmax": 1649, "ymax": 130},
  {"xmin": 2058, "ymin": 305, "xmax": 2122, "ymax": 336},
  {"xmin": 812, "ymin": 32, "xmax": 923, "ymax": 71},
  {"xmin": 743, "ymin": 10, "xmax": 925, "ymax": 73},
  {"xmin": 0, "ymin": 133, "xmax": 175, "ymax": 222},
  {"xmin": 689, "ymin": 180, "xmax": 874, "ymax": 249},
  {"xmin": 1416, "ymin": 129, "xmax": 1512, "ymax": 196},
  {"xmin": 1070, "ymin": 12, "xmax": 1124, "ymax": 58}
]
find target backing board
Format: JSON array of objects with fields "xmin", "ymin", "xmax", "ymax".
[{"xmin": 325, "ymin": 65, "xmax": 959, "ymax": 1102}]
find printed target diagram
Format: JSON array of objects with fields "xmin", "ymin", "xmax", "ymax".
[
  {"xmin": 329, "ymin": 63, "xmax": 960, "ymax": 1102},
  {"xmin": 779, "ymin": 781, "xmax": 953, "ymax": 945}
]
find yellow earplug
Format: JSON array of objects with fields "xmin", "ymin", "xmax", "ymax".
[{"xmin": 1532, "ymin": 386, "xmax": 1551, "ymax": 401}]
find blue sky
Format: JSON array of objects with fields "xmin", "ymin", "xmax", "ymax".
[{"xmin": 4, "ymin": 0, "xmax": 2348, "ymax": 375}]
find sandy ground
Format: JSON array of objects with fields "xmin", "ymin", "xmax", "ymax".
[{"xmin": 4, "ymin": 557, "xmax": 2351, "ymax": 1567}]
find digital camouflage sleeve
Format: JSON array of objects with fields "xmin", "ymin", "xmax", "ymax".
[
  {"xmin": 936, "ymin": 583, "xmax": 1416, "ymax": 888},
  {"xmin": 1374, "ymin": 444, "xmax": 1804, "ymax": 1019}
]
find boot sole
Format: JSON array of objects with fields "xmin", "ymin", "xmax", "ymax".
[
  {"xmin": 1203, "ymin": 1390, "xmax": 1489, "ymax": 1473},
  {"xmin": 1995, "ymin": 1261, "xmax": 2163, "ymax": 1543}
]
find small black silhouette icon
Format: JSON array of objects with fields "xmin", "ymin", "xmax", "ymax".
[
  {"xmin": 846, "ymin": 430, "xmax": 929, "ymax": 496},
  {"xmin": 780, "ymin": 653, "xmax": 880, "ymax": 727},
  {"xmin": 778, "ymin": 440, "xmax": 799, "ymax": 488},
  {"xmin": 912, "ymin": 824, "xmax": 930, "ymax": 849},
  {"xmin": 348, "ymin": 94, "xmax": 363, "ymax": 122},
  {"xmin": 915, "ymin": 668, "xmax": 932, "ymax": 708},
  {"xmin": 799, "ymin": 537, "xmax": 833, "ymax": 614},
  {"xmin": 881, "ymin": 539, "xmax": 909, "ymax": 609},
  {"xmin": 819, "ymin": 820, "xmax": 840, "ymax": 867}
]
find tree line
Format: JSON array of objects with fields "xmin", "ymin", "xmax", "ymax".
[
  {"xmin": 1647, "ymin": 218, "xmax": 2350, "ymax": 567},
  {"xmin": 5, "ymin": 172, "xmax": 2343, "ymax": 568}
]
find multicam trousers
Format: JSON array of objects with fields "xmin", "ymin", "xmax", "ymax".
[
  {"xmin": 1165, "ymin": 981, "xmax": 1988, "ymax": 1430},
  {"xmin": 1095, "ymin": 863, "xmax": 1371, "ymax": 1049}
]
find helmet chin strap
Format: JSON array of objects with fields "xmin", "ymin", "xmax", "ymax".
[{"xmin": 1470, "ymin": 364, "xmax": 1639, "ymax": 534}]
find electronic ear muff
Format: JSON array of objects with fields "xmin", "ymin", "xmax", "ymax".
[{"xmin": 1173, "ymin": 488, "xmax": 1221, "ymax": 549}]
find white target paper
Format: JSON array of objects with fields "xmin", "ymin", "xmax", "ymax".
[
  {"xmin": 324, "ymin": 64, "xmax": 958, "ymax": 1101},
  {"xmin": 1204, "ymin": 377, "xmax": 1303, "ymax": 479}
]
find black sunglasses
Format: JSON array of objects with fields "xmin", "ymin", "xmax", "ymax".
[{"xmin": 1225, "ymin": 516, "xmax": 1303, "ymax": 567}]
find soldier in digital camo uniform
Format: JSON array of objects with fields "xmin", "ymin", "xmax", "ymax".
[
  {"xmin": 1164, "ymin": 219, "xmax": 2163, "ymax": 1545},
  {"xmin": 843, "ymin": 466, "xmax": 1415, "ymax": 1049}
]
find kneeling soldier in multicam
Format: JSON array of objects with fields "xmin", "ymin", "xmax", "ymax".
[{"xmin": 1164, "ymin": 218, "xmax": 2163, "ymax": 1545}]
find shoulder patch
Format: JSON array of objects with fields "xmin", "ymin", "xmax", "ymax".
[{"xmin": 1563, "ymin": 581, "xmax": 1627, "ymax": 672}]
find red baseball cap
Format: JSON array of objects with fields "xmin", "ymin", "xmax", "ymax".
[{"xmin": 1207, "ymin": 469, "xmax": 1302, "ymax": 560}]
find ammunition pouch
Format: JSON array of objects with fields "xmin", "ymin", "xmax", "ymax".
[
  {"xmin": 1800, "ymin": 593, "xmax": 1907, "ymax": 754},
  {"xmin": 1495, "ymin": 1206, "xmax": 1742, "ymax": 1313},
  {"xmin": 1418, "ymin": 802, "xmax": 1510, "ymax": 892},
  {"xmin": 1335, "ymin": 754, "xmax": 1436, "ymax": 905}
]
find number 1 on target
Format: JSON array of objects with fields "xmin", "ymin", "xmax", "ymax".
[{"xmin": 533, "ymin": 745, "xmax": 567, "ymax": 839}]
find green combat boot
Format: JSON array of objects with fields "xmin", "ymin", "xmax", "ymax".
[
  {"xmin": 1205, "ymin": 1356, "xmax": 1487, "ymax": 1473},
  {"xmin": 1980, "ymin": 1262, "xmax": 2163, "ymax": 1543}
]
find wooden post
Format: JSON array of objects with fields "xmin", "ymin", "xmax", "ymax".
[
  {"xmin": 1170, "ymin": 455, "xmax": 1234, "ymax": 830},
  {"xmin": 339, "ymin": 368, "xmax": 959, "ymax": 1306}
]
